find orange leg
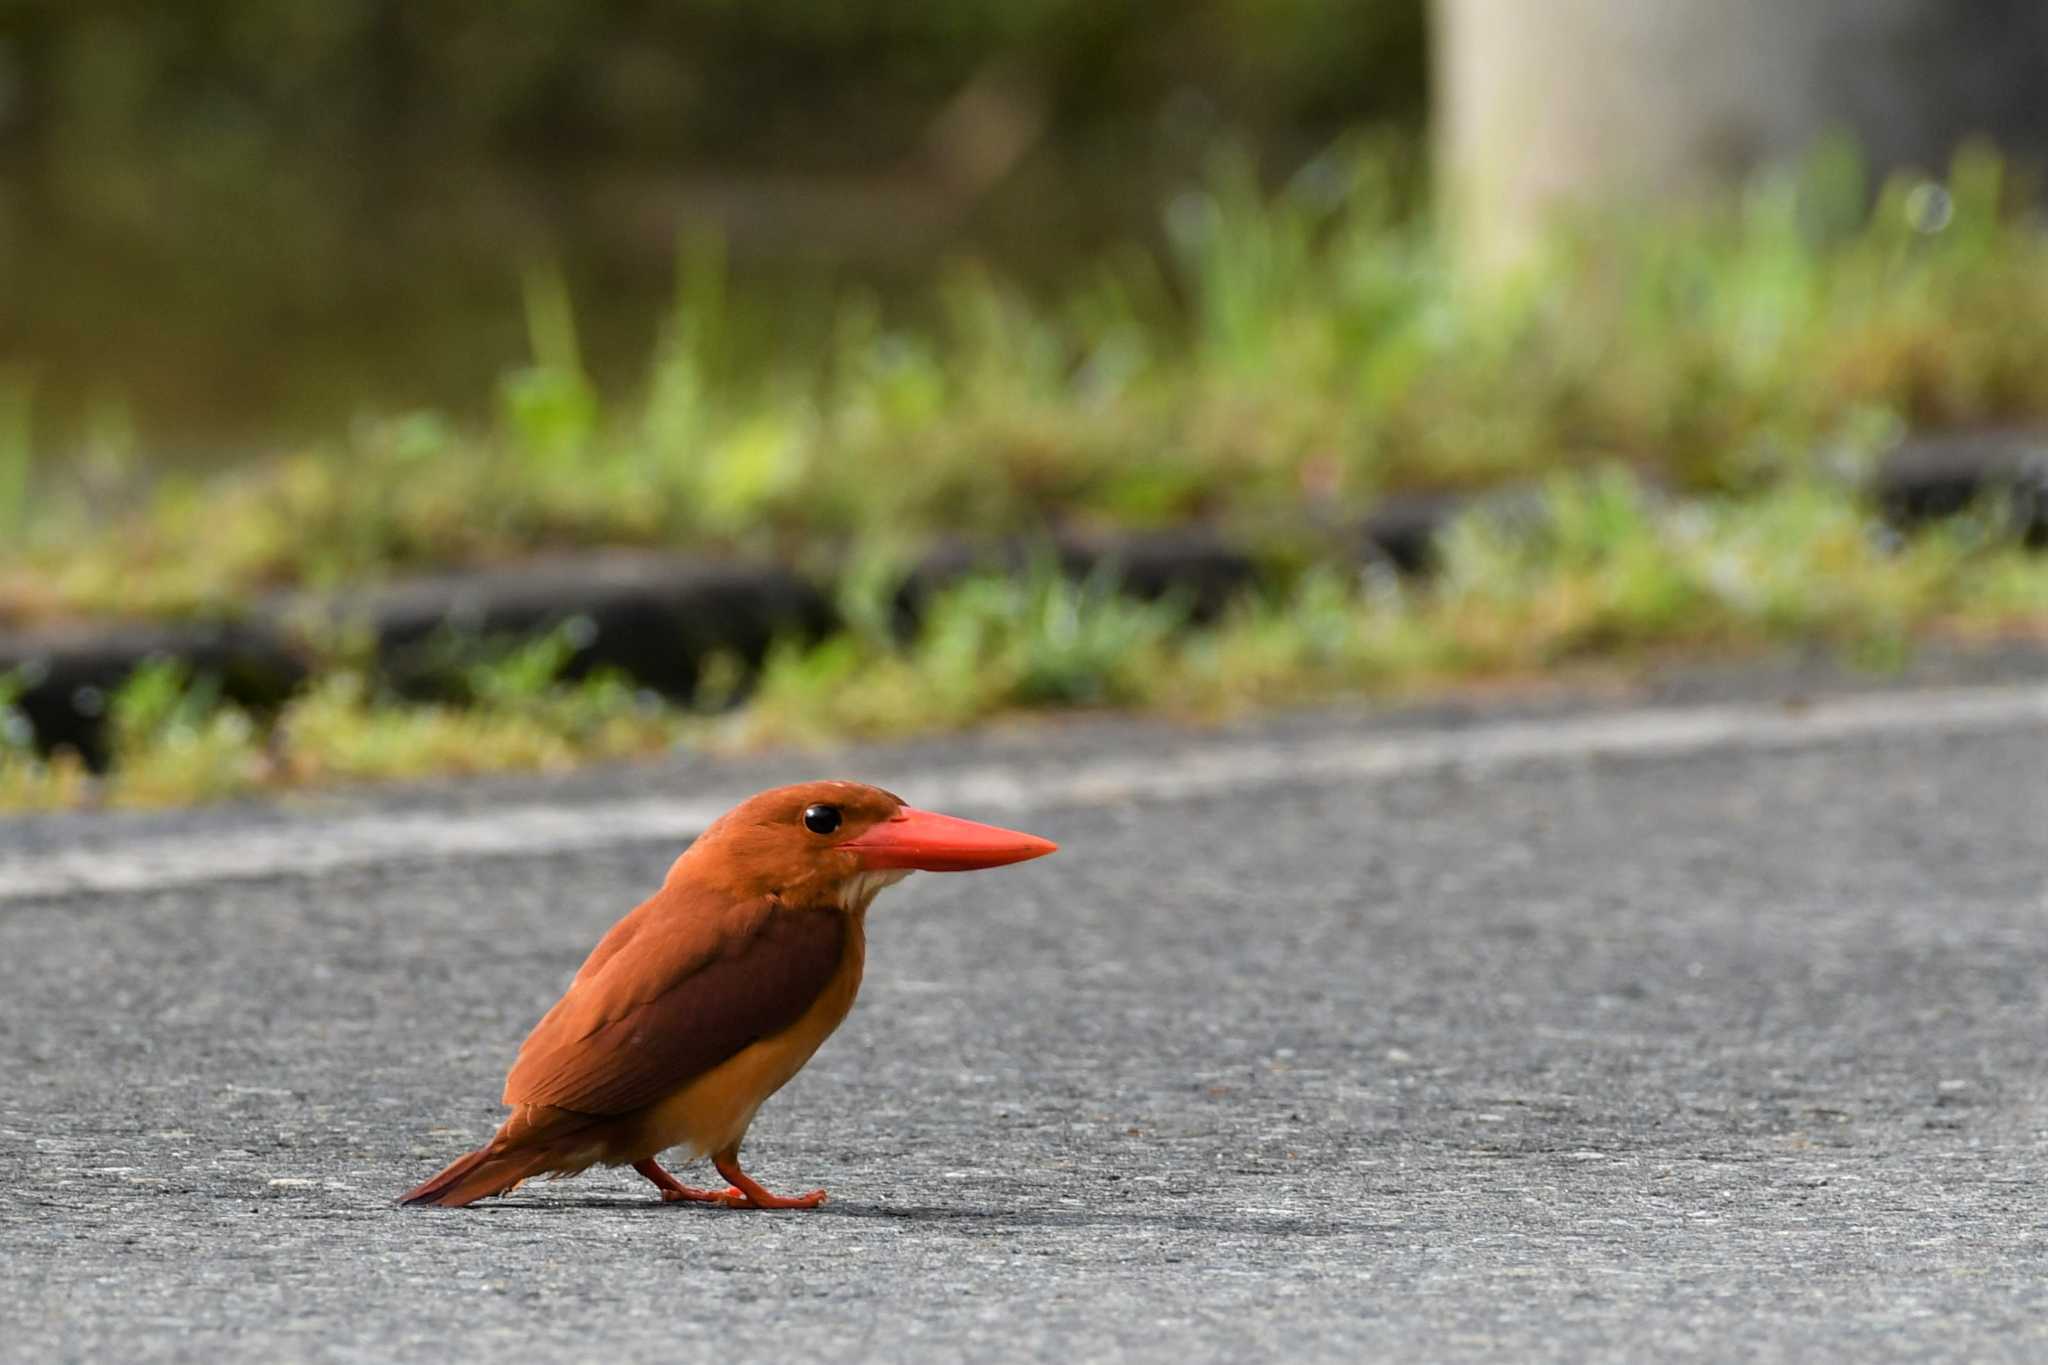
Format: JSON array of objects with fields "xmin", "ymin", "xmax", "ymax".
[
  {"xmin": 709, "ymin": 1148, "xmax": 826, "ymax": 1210},
  {"xmin": 633, "ymin": 1157, "xmax": 739, "ymax": 1205}
]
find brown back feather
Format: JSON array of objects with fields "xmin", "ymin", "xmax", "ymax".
[{"xmin": 504, "ymin": 885, "xmax": 847, "ymax": 1116}]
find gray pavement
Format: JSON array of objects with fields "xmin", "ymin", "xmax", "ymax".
[{"xmin": 2, "ymin": 669, "xmax": 2045, "ymax": 1362}]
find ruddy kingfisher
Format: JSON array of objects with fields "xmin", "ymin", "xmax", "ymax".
[{"xmin": 400, "ymin": 781, "xmax": 1056, "ymax": 1210}]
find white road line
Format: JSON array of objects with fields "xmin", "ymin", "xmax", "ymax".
[{"xmin": 1, "ymin": 682, "xmax": 2042, "ymax": 903}]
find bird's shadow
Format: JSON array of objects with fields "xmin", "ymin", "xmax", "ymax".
[{"xmin": 457, "ymin": 1193, "xmax": 1362, "ymax": 1238}]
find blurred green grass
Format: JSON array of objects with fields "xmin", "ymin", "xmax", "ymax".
[
  {"xmin": 4, "ymin": 468, "xmax": 2043, "ymax": 810},
  {"xmin": 6, "ymin": 140, "xmax": 2048, "ymax": 621},
  {"xmin": 4, "ymin": 139, "xmax": 2048, "ymax": 808}
]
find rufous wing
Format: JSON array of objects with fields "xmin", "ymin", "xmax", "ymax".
[{"xmin": 503, "ymin": 887, "xmax": 848, "ymax": 1116}]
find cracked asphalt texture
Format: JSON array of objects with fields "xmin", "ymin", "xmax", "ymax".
[{"xmin": 3, "ymin": 665, "xmax": 2045, "ymax": 1362}]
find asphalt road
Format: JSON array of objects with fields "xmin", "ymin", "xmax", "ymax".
[{"xmin": 3, "ymin": 666, "xmax": 2045, "ymax": 1362}]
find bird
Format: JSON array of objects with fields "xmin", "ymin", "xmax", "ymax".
[{"xmin": 398, "ymin": 780, "xmax": 1056, "ymax": 1211}]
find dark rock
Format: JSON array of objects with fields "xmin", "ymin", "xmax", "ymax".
[{"xmin": 0, "ymin": 619, "xmax": 307, "ymax": 769}]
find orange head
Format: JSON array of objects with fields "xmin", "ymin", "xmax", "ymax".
[{"xmin": 670, "ymin": 780, "xmax": 1057, "ymax": 907}]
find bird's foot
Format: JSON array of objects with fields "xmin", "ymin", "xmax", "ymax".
[
  {"xmin": 636, "ymin": 1156, "xmax": 824, "ymax": 1209},
  {"xmin": 712, "ymin": 1185, "xmax": 827, "ymax": 1210},
  {"xmin": 708, "ymin": 1151, "xmax": 827, "ymax": 1209}
]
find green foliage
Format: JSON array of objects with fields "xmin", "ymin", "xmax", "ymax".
[
  {"xmin": 11, "ymin": 139, "xmax": 2048, "ymax": 624},
  {"xmin": 739, "ymin": 562, "xmax": 1190, "ymax": 741},
  {"xmin": 104, "ymin": 661, "xmax": 267, "ymax": 805},
  {"xmin": 3, "ymin": 625, "xmax": 685, "ymax": 809},
  {"xmin": 499, "ymin": 267, "xmax": 601, "ymax": 467},
  {"xmin": 0, "ymin": 373, "xmax": 32, "ymax": 540},
  {"xmin": 2, "ymin": 132, "xmax": 2047, "ymax": 812},
  {"xmin": 272, "ymin": 666, "xmax": 676, "ymax": 789},
  {"xmin": 922, "ymin": 566, "xmax": 1189, "ymax": 708},
  {"xmin": 463, "ymin": 624, "xmax": 588, "ymax": 707},
  {"xmin": 0, "ymin": 670, "xmax": 31, "ymax": 755},
  {"xmin": 3, "ymin": 471, "xmax": 2043, "ymax": 811},
  {"xmin": 736, "ymin": 472, "xmax": 2048, "ymax": 745}
]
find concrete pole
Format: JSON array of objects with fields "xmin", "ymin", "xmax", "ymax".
[{"xmin": 1433, "ymin": 0, "xmax": 2048, "ymax": 268}]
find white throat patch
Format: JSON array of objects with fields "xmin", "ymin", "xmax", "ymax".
[{"xmin": 844, "ymin": 868, "xmax": 913, "ymax": 911}]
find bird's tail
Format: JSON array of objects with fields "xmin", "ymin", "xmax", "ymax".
[
  {"xmin": 399, "ymin": 1107, "xmax": 594, "ymax": 1208},
  {"xmin": 398, "ymin": 1141, "xmax": 550, "ymax": 1208}
]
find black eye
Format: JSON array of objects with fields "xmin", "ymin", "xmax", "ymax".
[{"xmin": 802, "ymin": 804, "xmax": 842, "ymax": 836}]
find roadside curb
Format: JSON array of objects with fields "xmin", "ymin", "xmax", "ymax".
[
  {"xmin": 311, "ymin": 554, "xmax": 837, "ymax": 702},
  {"xmin": 1870, "ymin": 427, "xmax": 2048, "ymax": 546},
  {"xmin": 4, "ymin": 556, "xmax": 836, "ymax": 766},
  {"xmin": 5, "ymin": 429, "xmax": 2043, "ymax": 762}
]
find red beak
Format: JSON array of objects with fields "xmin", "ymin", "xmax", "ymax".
[{"xmin": 841, "ymin": 806, "xmax": 1058, "ymax": 873}]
